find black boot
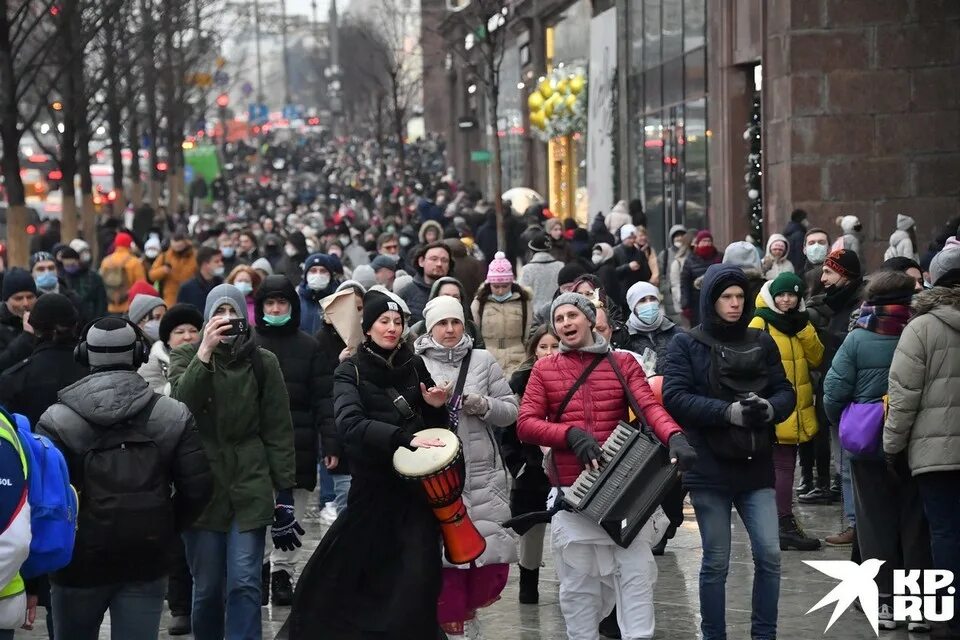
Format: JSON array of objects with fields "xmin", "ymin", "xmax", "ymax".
[
  {"xmin": 599, "ymin": 608, "xmax": 622, "ymax": 639},
  {"xmin": 272, "ymin": 570, "xmax": 293, "ymax": 606},
  {"xmin": 829, "ymin": 473, "xmax": 842, "ymax": 500},
  {"xmin": 779, "ymin": 515, "xmax": 822, "ymax": 551},
  {"xmin": 261, "ymin": 562, "xmax": 270, "ymax": 606},
  {"xmin": 651, "ymin": 523, "xmax": 677, "ymax": 556},
  {"xmin": 795, "ymin": 467, "xmax": 814, "ymax": 496},
  {"xmin": 518, "ymin": 566, "xmax": 539, "ymax": 604}
]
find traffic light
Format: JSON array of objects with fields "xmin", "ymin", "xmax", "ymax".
[{"xmin": 216, "ymin": 93, "xmax": 229, "ymax": 108}]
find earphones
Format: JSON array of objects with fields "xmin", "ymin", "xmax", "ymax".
[{"xmin": 74, "ymin": 317, "xmax": 151, "ymax": 368}]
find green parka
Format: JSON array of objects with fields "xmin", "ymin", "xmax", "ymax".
[{"xmin": 169, "ymin": 339, "xmax": 295, "ymax": 532}]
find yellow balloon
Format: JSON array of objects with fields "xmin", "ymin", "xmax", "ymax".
[
  {"xmin": 530, "ymin": 110, "xmax": 546, "ymax": 129},
  {"xmin": 570, "ymin": 75, "xmax": 585, "ymax": 95},
  {"xmin": 543, "ymin": 98, "xmax": 555, "ymax": 118},
  {"xmin": 565, "ymin": 93, "xmax": 577, "ymax": 109},
  {"xmin": 538, "ymin": 77, "xmax": 554, "ymax": 99},
  {"xmin": 527, "ymin": 91, "xmax": 544, "ymax": 112},
  {"xmin": 557, "ymin": 77, "xmax": 569, "ymax": 94}
]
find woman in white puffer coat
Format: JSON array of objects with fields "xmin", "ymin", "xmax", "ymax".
[{"xmin": 414, "ymin": 295, "xmax": 519, "ymax": 640}]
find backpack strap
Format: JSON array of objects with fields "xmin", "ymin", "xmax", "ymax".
[
  {"xmin": 688, "ymin": 326, "xmax": 718, "ymax": 348},
  {"xmin": 132, "ymin": 393, "xmax": 163, "ymax": 431},
  {"xmin": 552, "ymin": 354, "xmax": 605, "ymax": 422}
]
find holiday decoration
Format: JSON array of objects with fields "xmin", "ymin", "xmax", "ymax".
[
  {"xmin": 744, "ymin": 95, "xmax": 763, "ymax": 243},
  {"xmin": 527, "ymin": 65, "xmax": 587, "ymax": 142}
]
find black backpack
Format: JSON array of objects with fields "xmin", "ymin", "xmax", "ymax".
[
  {"xmin": 75, "ymin": 394, "xmax": 175, "ymax": 558},
  {"xmin": 689, "ymin": 327, "xmax": 773, "ymax": 461}
]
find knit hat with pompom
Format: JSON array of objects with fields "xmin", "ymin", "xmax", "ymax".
[{"xmin": 486, "ymin": 251, "xmax": 514, "ymax": 284}]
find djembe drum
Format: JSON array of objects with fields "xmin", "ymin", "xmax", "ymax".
[{"xmin": 393, "ymin": 428, "xmax": 486, "ymax": 564}]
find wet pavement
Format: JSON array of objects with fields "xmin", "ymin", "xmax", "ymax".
[{"xmin": 19, "ymin": 495, "xmax": 939, "ymax": 639}]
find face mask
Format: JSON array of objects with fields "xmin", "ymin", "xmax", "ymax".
[
  {"xmin": 221, "ymin": 246, "xmax": 235, "ymax": 258},
  {"xmin": 339, "ymin": 235, "xmax": 351, "ymax": 247},
  {"xmin": 634, "ymin": 301, "xmax": 661, "ymax": 325},
  {"xmin": 307, "ymin": 273, "xmax": 330, "ymax": 290},
  {"xmin": 852, "ymin": 224, "xmax": 862, "ymax": 232},
  {"xmin": 35, "ymin": 272, "xmax": 57, "ymax": 290},
  {"xmin": 145, "ymin": 249, "xmax": 159, "ymax": 259},
  {"xmin": 801, "ymin": 219, "xmax": 810, "ymax": 229},
  {"xmin": 805, "ymin": 243, "xmax": 828, "ymax": 264},
  {"xmin": 80, "ymin": 251, "xmax": 92, "ymax": 265},
  {"xmin": 591, "ymin": 254, "xmax": 603, "ymax": 265},
  {"xmin": 694, "ymin": 244, "xmax": 714, "ymax": 258},
  {"xmin": 264, "ymin": 312, "xmax": 292, "ymax": 327},
  {"xmin": 142, "ymin": 319, "xmax": 160, "ymax": 341},
  {"xmin": 673, "ymin": 240, "xmax": 684, "ymax": 249},
  {"xmin": 285, "ymin": 244, "xmax": 298, "ymax": 257},
  {"xmin": 491, "ymin": 292, "xmax": 512, "ymax": 302},
  {"xmin": 63, "ymin": 264, "xmax": 80, "ymax": 275},
  {"xmin": 235, "ymin": 281, "xmax": 253, "ymax": 296},
  {"xmin": 213, "ymin": 266, "xmax": 225, "ymax": 277},
  {"xmin": 400, "ymin": 236, "xmax": 411, "ymax": 247}
]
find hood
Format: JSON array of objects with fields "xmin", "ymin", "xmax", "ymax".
[
  {"xmin": 204, "ymin": 283, "xmax": 248, "ymax": 322},
  {"xmin": 765, "ymin": 233, "xmax": 790, "ymax": 257},
  {"xmin": 418, "ymin": 220, "xmax": 443, "ymax": 243},
  {"xmin": 911, "ymin": 286, "xmax": 960, "ymax": 331},
  {"xmin": 412, "ymin": 332, "xmax": 473, "ymax": 363},
  {"xmin": 593, "ymin": 242, "xmax": 614, "ymax": 263},
  {"xmin": 700, "ymin": 264, "xmax": 750, "ymax": 335},
  {"xmin": 839, "ymin": 215, "xmax": 861, "ymax": 234},
  {"xmin": 609, "ymin": 200, "xmax": 629, "ymax": 217},
  {"xmin": 254, "ymin": 275, "xmax": 301, "ymax": 331},
  {"xmin": 58, "ymin": 370, "xmax": 155, "ymax": 427},
  {"xmin": 723, "ymin": 241, "xmax": 762, "ymax": 270},
  {"xmin": 896, "ymin": 214, "xmax": 915, "ymax": 231},
  {"xmin": 756, "ymin": 280, "xmax": 806, "ymax": 314},
  {"xmin": 443, "ymin": 238, "xmax": 468, "ymax": 257},
  {"xmin": 428, "ymin": 276, "xmax": 472, "ymax": 320},
  {"xmin": 888, "ymin": 229, "xmax": 911, "ymax": 247}
]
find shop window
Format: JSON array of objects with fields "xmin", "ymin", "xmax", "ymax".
[
  {"xmin": 684, "ymin": 47, "xmax": 706, "ymax": 98},
  {"xmin": 644, "ymin": 0, "xmax": 661, "ymax": 70},
  {"xmin": 662, "ymin": 0, "xmax": 683, "ymax": 61},
  {"xmin": 684, "ymin": 0, "xmax": 706, "ymax": 51}
]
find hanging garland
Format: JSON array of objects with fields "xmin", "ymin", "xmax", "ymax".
[
  {"xmin": 743, "ymin": 94, "xmax": 762, "ymax": 242},
  {"xmin": 526, "ymin": 64, "xmax": 587, "ymax": 142}
]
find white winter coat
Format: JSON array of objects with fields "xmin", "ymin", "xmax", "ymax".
[
  {"xmin": 413, "ymin": 334, "xmax": 519, "ymax": 568},
  {"xmin": 138, "ymin": 340, "xmax": 172, "ymax": 396},
  {"xmin": 518, "ymin": 252, "xmax": 564, "ymax": 312},
  {"xmin": 883, "ymin": 230, "xmax": 918, "ymax": 262}
]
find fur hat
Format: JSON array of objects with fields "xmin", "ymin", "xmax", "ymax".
[{"xmin": 159, "ymin": 303, "xmax": 204, "ymax": 345}]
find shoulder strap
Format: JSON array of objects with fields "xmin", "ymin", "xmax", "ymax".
[
  {"xmin": 688, "ymin": 326, "xmax": 718, "ymax": 348},
  {"xmin": 250, "ymin": 347, "xmax": 266, "ymax": 400},
  {"xmin": 451, "ymin": 349, "xmax": 472, "ymax": 401},
  {"xmin": 133, "ymin": 393, "xmax": 163, "ymax": 430},
  {"xmin": 553, "ymin": 354, "xmax": 604, "ymax": 422},
  {"xmin": 605, "ymin": 352, "xmax": 653, "ymax": 436}
]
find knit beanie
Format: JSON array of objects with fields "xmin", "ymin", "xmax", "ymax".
[
  {"xmin": 114, "ymin": 231, "xmax": 133, "ymax": 249},
  {"xmin": 486, "ymin": 251, "xmax": 514, "ymax": 284},
  {"xmin": 370, "ymin": 254, "xmax": 399, "ymax": 272},
  {"xmin": 424, "ymin": 295, "xmax": 465, "ymax": 333},
  {"xmin": 128, "ymin": 294, "xmax": 166, "ymax": 325},
  {"xmin": 351, "ymin": 264, "xmax": 377, "ymax": 290},
  {"xmin": 824, "ymin": 248, "xmax": 862, "ymax": 280},
  {"xmin": 929, "ymin": 247, "xmax": 960, "ymax": 287},
  {"xmin": 251, "ymin": 257, "xmax": 274, "ymax": 276},
  {"xmin": 768, "ymin": 272, "xmax": 806, "ymax": 299},
  {"xmin": 159, "ymin": 303, "xmax": 204, "ymax": 345},
  {"xmin": 362, "ymin": 289, "xmax": 403, "ymax": 333},
  {"xmin": 695, "ymin": 230, "xmax": 714, "ymax": 244},
  {"xmin": 30, "ymin": 251, "xmax": 55, "ymax": 269},
  {"xmin": 2, "ymin": 268, "xmax": 37, "ymax": 300},
  {"xmin": 723, "ymin": 241, "xmax": 762, "ymax": 270},
  {"xmin": 550, "ymin": 292, "xmax": 597, "ymax": 329},
  {"xmin": 204, "ymin": 283, "xmax": 247, "ymax": 322},
  {"xmin": 30, "ymin": 292, "xmax": 78, "ymax": 331},
  {"xmin": 85, "ymin": 316, "xmax": 139, "ymax": 369},
  {"xmin": 127, "ymin": 280, "xmax": 159, "ymax": 302},
  {"xmin": 896, "ymin": 214, "xmax": 915, "ymax": 232},
  {"xmin": 620, "ymin": 224, "xmax": 637, "ymax": 241},
  {"xmin": 557, "ymin": 262, "xmax": 588, "ymax": 287}
]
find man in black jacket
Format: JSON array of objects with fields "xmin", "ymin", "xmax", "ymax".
[
  {"xmin": 176, "ymin": 246, "xmax": 224, "ymax": 311},
  {"xmin": 37, "ymin": 316, "xmax": 213, "ymax": 639},
  {"xmin": 0, "ymin": 269, "xmax": 38, "ymax": 371},
  {"xmin": 663, "ymin": 264, "xmax": 795, "ymax": 640},
  {"xmin": 252, "ymin": 275, "xmax": 324, "ymax": 606}
]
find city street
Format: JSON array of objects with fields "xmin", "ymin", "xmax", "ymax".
[{"xmin": 18, "ymin": 500, "xmax": 915, "ymax": 639}]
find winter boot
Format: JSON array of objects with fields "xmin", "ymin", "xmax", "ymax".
[
  {"xmin": 651, "ymin": 523, "xmax": 678, "ymax": 556},
  {"xmin": 272, "ymin": 570, "xmax": 294, "ymax": 606},
  {"xmin": 518, "ymin": 566, "xmax": 539, "ymax": 604},
  {"xmin": 168, "ymin": 615, "xmax": 191, "ymax": 636},
  {"xmin": 261, "ymin": 562, "xmax": 270, "ymax": 606},
  {"xmin": 829, "ymin": 472, "xmax": 842, "ymax": 500},
  {"xmin": 599, "ymin": 608, "xmax": 622, "ymax": 639},
  {"xmin": 778, "ymin": 515, "xmax": 821, "ymax": 551},
  {"xmin": 795, "ymin": 467, "xmax": 814, "ymax": 496}
]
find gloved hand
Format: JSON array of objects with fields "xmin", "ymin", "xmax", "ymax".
[
  {"xmin": 885, "ymin": 452, "xmax": 910, "ymax": 483},
  {"xmin": 272, "ymin": 489, "xmax": 305, "ymax": 551},
  {"xmin": 462, "ymin": 394, "xmax": 489, "ymax": 416},
  {"xmin": 725, "ymin": 400, "xmax": 751, "ymax": 427},
  {"xmin": 565, "ymin": 427, "xmax": 604, "ymax": 468},
  {"xmin": 668, "ymin": 433, "xmax": 697, "ymax": 471},
  {"xmin": 742, "ymin": 392, "xmax": 775, "ymax": 424}
]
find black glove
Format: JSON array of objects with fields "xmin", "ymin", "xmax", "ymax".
[
  {"xmin": 742, "ymin": 393, "xmax": 775, "ymax": 424},
  {"xmin": 565, "ymin": 427, "xmax": 604, "ymax": 467},
  {"xmin": 885, "ymin": 452, "xmax": 910, "ymax": 484},
  {"xmin": 668, "ymin": 433, "xmax": 697, "ymax": 472},
  {"xmin": 272, "ymin": 489, "xmax": 305, "ymax": 551}
]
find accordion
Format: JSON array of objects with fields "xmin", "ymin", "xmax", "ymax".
[{"xmin": 562, "ymin": 421, "xmax": 679, "ymax": 548}]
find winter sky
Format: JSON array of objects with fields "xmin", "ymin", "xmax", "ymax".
[{"xmin": 285, "ymin": 0, "xmax": 350, "ymax": 18}]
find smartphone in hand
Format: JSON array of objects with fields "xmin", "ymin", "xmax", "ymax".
[{"xmin": 224, "ymin": 318, "xmax": 247, "ymax": 336}]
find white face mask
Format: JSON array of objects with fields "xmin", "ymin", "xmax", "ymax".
[
  {"xmin": 307, "ymin": 273, "xmax": 330, "ymax": 291},
  {"xmin": 674, "ymin": 240, "xmax": 684, "ymax": 249},
  {"xmin": 285, "ymin": 244, "xmax": 298, "ymax": 257},
  {"xmin": 591, "ymin": 254, "xmax": 603, "ymax": 265},
  {"xmin": 805, "ymin": 243, "xmax": 828, "ymax": 265}
]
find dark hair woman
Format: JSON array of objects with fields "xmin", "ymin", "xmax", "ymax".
[{"xmin": 288, "ymin": 289, "xmax": 450, "ymax": 640}]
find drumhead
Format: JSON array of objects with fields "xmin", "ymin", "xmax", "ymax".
[{"xmin": 392, "ymin": 428, "xmax": 460, "ymax": 476}]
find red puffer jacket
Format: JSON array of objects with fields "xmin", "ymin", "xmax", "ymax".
[{"xmin": 517, "ymin": 349, "xmax": 682, "ymax": 486}]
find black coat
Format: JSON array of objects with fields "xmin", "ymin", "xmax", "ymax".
[
  {"xmin": 500, "ymin": 366, "xmax": 550, "ymax": 516},
  {"xmin": 288, "ymin": 343, "xmax": 448, "ymax": 640},
  {"xmin": 0, "ymin": 305, "xmax": 35, "ymax": 372},
  {"xmin": 313, "ymin": 322, "xmax": 349, "ymax": 474},
  {"xmin": 783, "ymin": 220, "xmax": 807, "ymax": 273},
  {"xmin": 680, "ymin": 250, "xmax": 722, "ymax": 325},
  {"xmin": 613, "ymin": 244, "xmax": 653, "ymax": 307},
  {"xmin": 0, "ymin": 342, "xmax": 88, "ymax": 428},
  {"xmin": 623, "ymin": 323, "xmax": 683, "ymax": 376},
  {"xmin": 176, "ymin": 275, "xmax": 223, "ymax": 312}
]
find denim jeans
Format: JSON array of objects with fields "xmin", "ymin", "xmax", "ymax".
[
  {"xmin": 830, "ymin": 422, "xmax": 856, "ymax": 527},
  {"xmin": 182, "ymin": 522, "xmax": 266, "ymax": 640},
  {"xmin": 318, "ymin": 463, "xmax": 335, "ymax": 505},
  {"xmin": 50, "ymin": 578, "xmax": 166, "ymax": 640},
  {"xmin": 332, "ymin": 473, "xmax": 352, "ymax": 513},
  {"xmin": 917, "ymin": 471, "xmax": 960, "ymax": 633},
  {"xmin": 689, "ymin": 487, "xmax": 781, "ymax": 640}
]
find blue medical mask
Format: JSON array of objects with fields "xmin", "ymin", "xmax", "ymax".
[
  {"xmin": 263, "ymin": 312, "xmax": 292, "ymax": 327},
  {"xmin": 491, "ymin": 292, "xmax": 512, "ymax": 303},
  {"xmin": 634, "ymin": 301, "xmax": 661, "ymax": 325},
  {"xmin": 805, "ymin": 243, "xmax": 828, "ymax": 265},
  {"xmin": 35, "ymin": 272, "xmax": 58, "ymax": 290},
  {"xmin": 235, "ymin": 281, "xmax": 253, "ymax": 296},
  {"xmin": 221, "ymin": 246, "xmax": 235, "ymax": 258}
]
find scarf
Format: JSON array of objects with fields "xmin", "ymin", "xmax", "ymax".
[
  {"xmin": 823, "ymin": 278, "xmax": 862, "ymax": 312},
  {"xmin": 627, "ymin": 307, "xmax": 673, "ymax": 335},
  {"xmin": 755, "ymin": 307, "xmax": 809, "ymax": 336},
  {"xmin": 558, "ymin": 332, "xmax": 610, "ymax": 354},
  {"xmin": 854, "ymin": 303, "xmax": 911, "ymax": 336}
]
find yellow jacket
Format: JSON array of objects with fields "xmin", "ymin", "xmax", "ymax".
[
  {"xmin": 99, "ymin": 247, "xmax": 146, "ymax": 314},
  {"xmin": 748, "ymin": 283, "xmax": 824, "ymax": 444},
  {"xmin": 149, "ymin": 248, "xmax": 198, "ymax": 308}
]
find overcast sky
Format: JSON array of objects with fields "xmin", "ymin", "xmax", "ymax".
[{"xmin": 285, "ymin": 0, "xmax": 349, "ymax": 18}]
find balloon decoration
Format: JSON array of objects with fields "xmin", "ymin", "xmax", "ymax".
[
  {"xmin": 743, "ymin": 94, "xmax": 763, "ymax": 243},
  {"xmin": 527, "ymin": 65, "xmax": 587, "ymax": 142}
]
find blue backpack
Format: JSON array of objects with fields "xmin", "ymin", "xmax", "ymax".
[{"xmin": 5, "ymin": 409, "xmax": 78, "ymax": 579}]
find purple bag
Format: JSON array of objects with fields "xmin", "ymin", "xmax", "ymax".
[{"xmin": 838, "ymin": 402, "xmax": 886, "ymax": 455}]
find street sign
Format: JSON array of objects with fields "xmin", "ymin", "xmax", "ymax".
[
  {"xmin": 470, "ymin": 150, "xmax": 492, "ymax": 163},
  {"xmin": 282, "ymin": 104, "xmax": 302, "ymax": 120},
  {"xmin": 248, "ymin": 103, "xmax": 268, "ymax": 124},
  {"xmin": 214, "ymin": 70, "xmax": 229, "ymax": 87}
]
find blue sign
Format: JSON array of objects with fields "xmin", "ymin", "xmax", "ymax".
[
  {"xmin": 248, "ymin": 103, "xmax": 268, "ymax": 124},
  {"xmin": 184, "ymin": 165, "xmax": 194, "ymax": 185},
  {"xmin": 282, "ymin": 104, "xmax": 303, "ymax": 120}
]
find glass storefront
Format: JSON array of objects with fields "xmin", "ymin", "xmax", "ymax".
[
  {"xmin": 628, "ymin": 0, "xmax": 708, "ymax": 247},
  {"xmin": 497, "ymin": 45, "xmax": 525, "ymax": 190}
]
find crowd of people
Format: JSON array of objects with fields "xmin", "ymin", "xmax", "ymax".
[{"xmin": 0, "ymin": 133, "xmax": 959, "ymax": 640}]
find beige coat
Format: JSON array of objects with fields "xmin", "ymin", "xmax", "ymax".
[
  {"xmin": 884, "ymin": 286, "xmax": 960, "ymax": 475},
  {"xmin": 470, "ymin": 288, "xmax": 533, "ymax": 377}
]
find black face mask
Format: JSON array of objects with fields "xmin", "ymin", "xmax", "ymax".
[
  {"xmin": 265, "ymin": 244, "xmax": 281, "ymax": 255},
  {"xmin": 853, "ymin": 224, "xmax": 863, "ymax": 232}
]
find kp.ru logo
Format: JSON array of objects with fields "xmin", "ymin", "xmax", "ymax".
[{"xmin": 804, "ymin": 560, "xmax": 956, "ymax": 636}]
